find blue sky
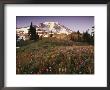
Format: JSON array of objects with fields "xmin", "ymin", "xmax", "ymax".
[{"xmin": 16, "ymin": 16, "xmax": 94, "ymax": 33}]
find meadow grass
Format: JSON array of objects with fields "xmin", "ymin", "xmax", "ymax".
[{"xmin": 16, "ymin": 37, "xmax": 94, "ymax": 74}]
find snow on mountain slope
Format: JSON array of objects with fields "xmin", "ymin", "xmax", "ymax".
[
  {"xmin": 41, "ymin": 22, "xmax": 73, "ymax": 35},
  {"xmin": 16, "ymin": 22, "xmax": 73, "ymax": 35}
]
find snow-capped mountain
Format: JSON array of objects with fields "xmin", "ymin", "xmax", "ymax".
[
  {"xmin": 37, "ymin": 22, "xmax": 73, "ymax": 35},
  {"xmin": 16, "ymin": 22, "xmax": 73, "ymax": 39}
]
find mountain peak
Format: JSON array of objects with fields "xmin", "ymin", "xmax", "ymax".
[{"xmin": 40, "ymin": 21, "xmax": 73, "ymax": 35}]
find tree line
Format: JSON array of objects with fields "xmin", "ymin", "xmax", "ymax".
[{"xmin": 69, "ymin": 26, "xmax": 94, "ymax": 45}]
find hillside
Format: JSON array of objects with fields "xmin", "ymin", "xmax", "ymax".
[{"xmin": 16, "ymin": 37, "xmax": 94, "ymax": 74}]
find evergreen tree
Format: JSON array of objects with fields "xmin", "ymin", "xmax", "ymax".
[
  {"xmin": 77, "ymin": 30, "xmax": 80, "ymax": 41},
  {"xmin": 16, "ymin": 34, "xmax": 19, "ymax": 41},
  {"xmin": 16, "ymin": 34, "xmax": 19, "ymax": 47},
  {"xmin": 91, "ymin": 26, "xmax": 94, "ymax": 45},
  {"xmin": 83, "ymin": 30, "xmax": 91, "ymax": 42},
  {"xmin": 28, "ymin": 22, "xmax": 38, "ymax": 41},
  {"xmin": 50, "ymin": 30, "xmax": 53, "ymax": 37}
]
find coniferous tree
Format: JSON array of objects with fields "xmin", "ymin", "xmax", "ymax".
[
  {"xmin": 83, "ymin": 30, "xmax": 90, "ymax": 42},
  {"xmin": 16, "ymin": 34, "xmax": 19, "ymax": 47},
  {"xmin": 28, "ymin": 22, "xmax": 38, "ymax": 41},
  {"xmin": 16, "ymin": 34, "xmax": 19, "ymax": 41},
  {"xmin": 50, "ymin": 30, "xmax": 53, "ymax": 37},
  {"xmin": 77, "ymin": 30, "xmax": 80, "ymax": 41},
  {"xmin": 91, "ymin": 26, "xmax": 94, "ymax": 44}
]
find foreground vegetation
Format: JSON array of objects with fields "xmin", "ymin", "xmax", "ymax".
[{"xmin": 16, "ymin": 37, "xmax": 94, "ymax": 74}]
